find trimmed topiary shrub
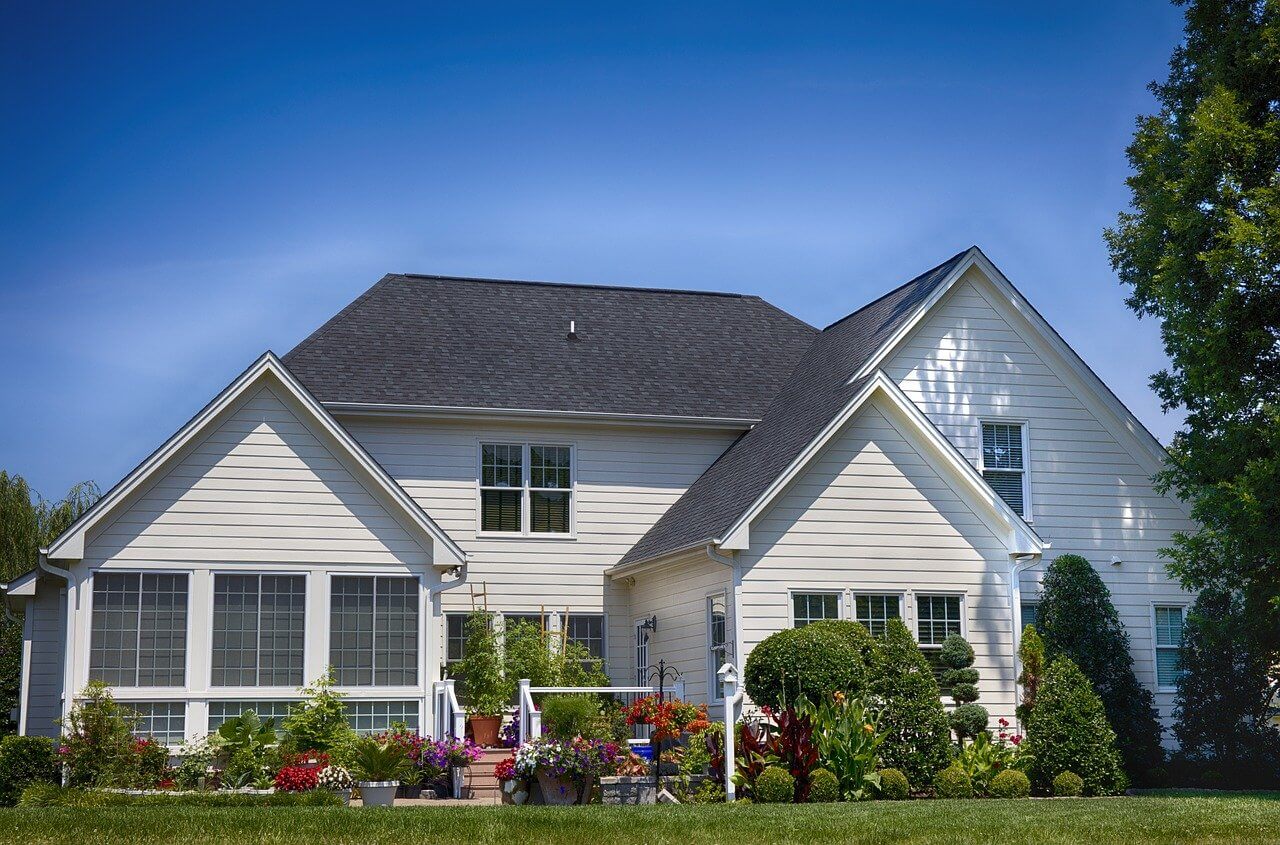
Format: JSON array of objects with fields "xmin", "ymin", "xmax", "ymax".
[
  {"xmin": 0, "ymin": 736, "xmax": 58, "ymax": 807},
  {"xmin": 1052, "ymin": 770, "xmax": 1084, "ymax": 797},
  {"xmin": 807, "ymin": 767, "xmax": 839, "ymax": 803},
  {"xmin": 754, "ymin": 765, "xmax": 796, "ymax": 804},
  {"xmin": 938, "ymin": 634, "xmax": 988, "ymax": 743},
  {"xmin": 933, "ymin": 763, "xmax": 972, "ymax": 799},
  {"xmin": 869, "ymin": 619, "xmax": 952, "ymax": 787},
  {"xmin": 1038, "ymin": 554, "xmax": 1164, "ymax": 780},
  {"xmin": 1026, "ymin": 657, "xmax": 1127, "ymax": 796},
  {"xmin": 744, "ymin": 621, "xmax": 873, "ymax": 710},
  {"xmin": 876, "ymin": 768, "xmax": 910, "ymax": 800},
  {"xmin": 989, "ymin": 769, "xmax": 1031, "ymax": 799}
]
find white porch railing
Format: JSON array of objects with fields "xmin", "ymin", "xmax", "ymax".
[
  {"xmin": 432, "ymin": 679, "xmax": 465, "ymax": 740},
  {"xmin": 515, "ymin": 679, "xmax": 684, "ymax": 745}
]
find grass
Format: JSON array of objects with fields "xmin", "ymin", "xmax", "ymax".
[{"xmin": 1, "ymin": 794, "xmax": 1279, "ymax": 844}]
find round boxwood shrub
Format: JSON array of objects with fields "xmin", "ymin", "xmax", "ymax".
[
  {"xmin": 933, "ymin": 764, "xmax": 973, "ymax": 799},
  {"xmin": 989, "ymin": 769, "xmax": 1031, "ymax": 799},
  {"xmin": 1026, "ymin": 658, "xmax": 1127, "ymax": 796},
  {"xmin": 744, "ymin": 620, "xmax": 873, "ymax": 709},
  {"xmin": 754, "ymin": 765, "xmax": 796, "ymax": 804},
  {"xmin": 877, "ymin": 768, "xmax": 910, "ymax": 800},
  {"xmin": 1052, "ymin": 770, "xmax": 1084, "ymax": 797},
  {"xmin": 0, "ymin": 736, "xmax": 58, "ymax": 807},
  {"xmin": 807, "ymin": 768, "xmax": 839, "ymax": 803},
  {"xmin": 869, "ymin": 619, "xmax": 952, "ymax": 787}
]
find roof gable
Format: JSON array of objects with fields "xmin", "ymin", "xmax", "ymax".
[
  {"xmin": 45, "ymin": 353, "xmax": 466, "ymax": 568},
  {"xmin": 282, "ymin": 274, "xmax": 818, "ymax": 421}
]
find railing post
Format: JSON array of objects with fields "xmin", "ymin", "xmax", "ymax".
[{"xmin": 718, "ymin": 662, "xmax": 740, "ymax": 802}]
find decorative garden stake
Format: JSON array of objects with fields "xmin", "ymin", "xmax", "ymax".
[{"xmin": 646, "ymin": 659, "xmax": 682, "ymax": 797}]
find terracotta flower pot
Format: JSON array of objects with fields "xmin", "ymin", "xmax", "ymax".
[{"xmin": 469, "ymin": 714, "xmax": 501, "ymax": 747}]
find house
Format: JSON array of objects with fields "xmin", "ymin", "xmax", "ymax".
[{"xmin": 2, "ymin": 246, "xmax": 1194, "ymax": 747}]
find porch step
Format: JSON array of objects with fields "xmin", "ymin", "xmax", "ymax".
[{"xmin": 459, "ymin": 747, "xmax": 510, "ymax": 799}]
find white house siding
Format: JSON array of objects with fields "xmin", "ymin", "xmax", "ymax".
[
  {"xmin": 626, "ymin": 550, "xmax": 732, "ymax": 714},
  {"xmin": 71, "ymin": 385, "xmax": 435, "ymax": 739},
  {"xmin": 884, "ymin": 270, "xmax": 1196, "ymax": 732},
  {"xmin": 23, "ymin": 581, "xmax": 65, "ymax": 737},
  {"xmin": 736, "ymin": 399, "xmax": 1018, "ymax": 723},
  {"xmin": 339, "ymin": 416, "xmax": 739, "ymax": 687}
]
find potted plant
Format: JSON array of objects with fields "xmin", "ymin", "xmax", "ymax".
[
  {"xmin": 351, "ymin": 736, "xmax": 413, "ymax": 808},
  {"xmin": 456, "ymin": 611, "xmax": 507, "ymax": 746},
  {"xmin": 317, "ymin": 764, "xmax": 354, "ymax": 805}
]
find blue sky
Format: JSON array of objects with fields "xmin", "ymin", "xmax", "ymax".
[{"xmin": 1, "ymin": 1, "xmax": 1187, "ymax": 498}]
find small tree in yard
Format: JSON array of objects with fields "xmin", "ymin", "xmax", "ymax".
[
  {"xmin": 1026, "ymin": 657, "xmax": 1127, "ymax": 796},
  {"xmin": 938, "ymin": 633, "xmax": 987, "ymax": 743},
  {"xmin": 1037, "ymin": 554, "xmax": 1164, "ymax": 779},
  {"xmin": 869, "ymin": 618, "xmax": 952, "ymax": 786},
  {"xmin": 1015, "ymin": 624, "xmax": 1046, "ymax": 724}
]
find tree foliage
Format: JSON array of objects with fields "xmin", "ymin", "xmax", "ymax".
[
  {"xmin": 0, "ymin": 473, "xmax": 100, "ymax": 734},
  {"xmin": 1173, "ymin": 587, "xmax": 1280, "ymax": 787},
  {"xmin": 1104, "ymin": 0, "xmax": 1280, "ymax": 651},
  {"xmin": 1037, "ymin": 554, "xmax": 1164, "ymax": 778}
]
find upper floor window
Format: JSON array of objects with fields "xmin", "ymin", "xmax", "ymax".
[
  {"xmin": 854, "ymin": 594, "xmax": 901, "ymax": 637},
  {"xmin": 1154, "ymin": 605, "xmax": 1186, "ymax": 690},
  {"xmin": 981, "ymin": 422, "xmax": 1028, "ymax": 518},
  {"xmin": 211, "ymin": 574, "xmax": 306, "ymax": 687},
  {"xmin": 480, "ymin": 443, "xmax": 573, "ymax": 535},
  {"xmin": 329, "ymin": 576, "xmax": 418, "ymax": 686},
  {"xmin": 89, "ymin": 572, "xmax": 188, "ymax": 687},
  {"xmin": 792, "ymin": 592, "xmax": 840, "ymax": 628}
]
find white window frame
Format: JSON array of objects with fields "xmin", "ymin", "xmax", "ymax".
[
  {"xmin": 851, "ymin": 591, "xmax": 905, "ymax": 637},
  {"xmin": 706, "ymin": 592, "xmax": 728, "ymax": 702},
  {"xmin": 978, "ymin": 419, "xmax": 1032, "ymax": 522},
  {"xmin": 787, "ymin": 588, "xmax": 845, "ymax": 629},
  {"xmin": 86, "ymin": 568, "xmax": 192, "ymax": 690},
  {"xmin": 207, "ymin": 570, "xmax": 309, "ymax": 690},
  {"xmin": 476, "ymin": 441, "xmax": 576, "ymax": 538},
  {"xmin": 1152, "ymin": 603, "xmax": 1187, "ymax": 693}
]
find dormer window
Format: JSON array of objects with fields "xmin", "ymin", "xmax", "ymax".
[
  {"xmin": 479, "ymin": 443, "xmax": 574, "ymax": 535},
  {"xmin": 981, "ymin": 422, "xmax": 1029, "ymax": 519}
]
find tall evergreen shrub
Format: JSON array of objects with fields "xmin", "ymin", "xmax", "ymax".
[
  {"xmin": 1026, "ymin": 658, "xmax": 1127, "ymax": 796},
  {"xmin": 869, "ymin": 618, "xmax": 952, "ymax": 785}
]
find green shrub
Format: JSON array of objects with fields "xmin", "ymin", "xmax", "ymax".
[
  {"xmin": 744, "ymin": 621, "xmax": 872, "ymax": 710},
  {"xmin": 753, "ymin": 765, "xmax": 796, "ymax": 804},
  {"xmin": 540, "ymin": 694, "xmax": 603, "ymax": 740},
  {"xmin": 1026, "ymin": 658, "xmax": 1127, "ymax": 796},
  {"xmin": 18, "ymin": 784, "xmax": 341, "ymax": 807},
  {"xmin": 939, "ymin": 634, "xmax": 988, "ymax": 742},
  {"xmin": 868, "ymin": 619, "xmax": 951, "ymax": 787},
  {"xmin": 806, "ymin": 768, "xmax": 839, "ymax": 803},
  {"xmin": 876, "ymin": 768, "xmax": 910, "ymax": 800},
  {"xmin": 933, "ymin": 763, "xmax": 972, "ymax": 799},
  {"xmin": 1038, "ymin": 554, "xmax": 1163, "ymax": 779},
  {"xmin": 0, "ymin": 736, "xmax": 58, "ymax": 806},
  {"xmin": 989, "ymin": 769, "xmax": 1031, "ymax": 799},
  {"xmin": 1052, "ymin": 770, "xmax": 1084, "ymax": 797}
]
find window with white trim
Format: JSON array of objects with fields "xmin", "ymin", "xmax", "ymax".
[
  {"xmin": 1154, "ymin": 605, "xmax": 1185, "ymax": 690},
  {"xmin": 854, "ymin": 594, "xmax": 901, "ymax": 637},
  {"xmin": 211, "ymin": 574, "xmax": 306, "ymax": 687},
  {"xmin": 707, "ymin": 594, "xmax": 727, "ymax": 702},
  {"xmin": 480, "ymin": 443, "xmax": 573, "ymax": 534},
  {"xmin": 792, "ymin": 592, "xmax": 840, "ymax": 628},
  {"xmin": 130, "ymin": 701, "xmax": 186, "ymax": 746},
  {"xmin": 916, "ymin": 594, "xmax": 964, "ymax": 684},
  {"xmin": 981, "ymin": 422, "xmax": 1028, "ymax": 517},
  {"xmin": 89, "ymin": 572, "xmax": 188, "ymax": 687},
  {"xmin": 329, "ymin": 576, "xmax": 419, "ymax": 686}
]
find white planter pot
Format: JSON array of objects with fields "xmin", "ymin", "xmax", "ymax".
[{"xmin": 358, "ymin": 781, "xmax": 398, "ymax": 808}]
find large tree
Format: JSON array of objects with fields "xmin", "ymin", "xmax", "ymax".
[
  {"xmin": 1105, "ymin": 0, "xmax": 1280, "ymax": 650},
  {"xmin": 0, "ymin": 472, "xmax": 99, "ymax": 733}
]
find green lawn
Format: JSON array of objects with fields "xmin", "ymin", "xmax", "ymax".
[{"xmin": 2, "ymin": 794, "xmax": 1279, "ymax": 844}]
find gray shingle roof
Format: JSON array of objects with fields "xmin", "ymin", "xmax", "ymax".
[
  {"xmin": 283, "ymin": 274, "xmax": 818, "ymax": 420},
  {"xmin": 618, "ymin": 249, "xmax": 970, "ymax": 566}
]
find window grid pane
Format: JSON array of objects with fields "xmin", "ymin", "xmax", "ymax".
[
  {"xmin": 792, "ymin": 593, "xmax": 840, "ymax": 628},
  {"xmin": 345, "ymin": 700, "xmax": 420, "ymax": 735},
  {"xmin": 130, "ymin": 702, "xmax": 186, "ymax": 745},
  {"xmin": 208, "ymin": 700, "xmax": 297, "ymax": 731},
  {"xmin": 330, "ymin": 576, "xmax": 418, "ymax": 686},
  {"xmin": 854, "ymin": 594, "xmax": 901, "ymax": 637}
]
